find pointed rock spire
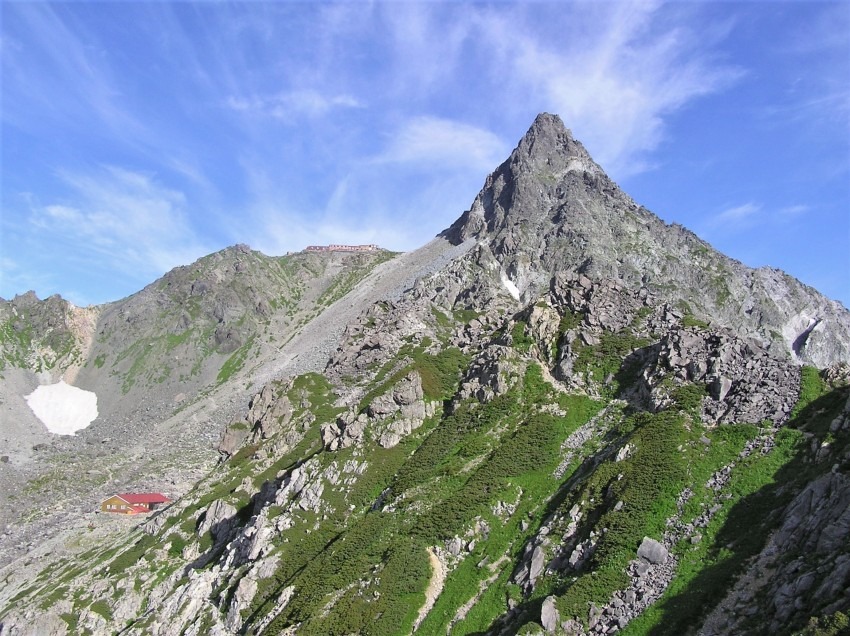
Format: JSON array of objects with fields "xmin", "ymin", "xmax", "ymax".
[
  {"xmin": 441, "ymin": 113, "xmax": 605, "ymax": 244},
  {"xmin": 510, "ymin": 112, "xmax": 600, "ymax": 176}
]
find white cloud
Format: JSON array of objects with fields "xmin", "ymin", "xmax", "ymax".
[
  {"xmin": 710, "ymin": 202, "xmax": 762, "ymax": 226},
  {"xmin": 227, "ymin": 89, "xmax": 363, "ymax": 121},
  {"xmin": 7, "ymin": 2, "xmax": 808, "ymax": 304},
  {"xmin": 379, "ymin": 3, "xmax": 473, "ymax": 98},
  {"xmin": 375, "ymin": 116, "xmax": 507, "ymax": 171},
  {"xmin": 2, "ymin": 3, "xmax": 148, "ymax": 142},
  {"xmin": 237, "ymin": 124, "xmax": 494, "ymax": 257},
  {"xmin": 30, "ymin": 167, "xmax": 211, "ymax": 281},
  {"xmin": 471, "ymin": 3, "xmax": 742, "ymax": 177},
  {"xmin": 241, "ymin": 204, "xmax": 410, "ymax": 257},
  {"xmin": 44, "ymin": 204, "xmax": 83, "ymax": 223},
  {"xmin": 759, "ymin": 5, "xmax": 849, "ymax": 174},
  {"xmin": 703, "ymin": 202, "xmax": 817, "ymax": 240}
]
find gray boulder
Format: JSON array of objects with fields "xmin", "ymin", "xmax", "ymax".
[
  {"xmin": 541, "ymin": 595, "xmax": 561, "ymax": 633},
  {"xmin": 637, "ymin": 537, "xmax": 668, "ymax": 565},
  {"xmin": 198, "ymin": 500, "xmax": 238, "ymax": 544}
]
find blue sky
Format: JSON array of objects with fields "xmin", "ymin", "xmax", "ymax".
[{"xmin": 1, "ymin": 1, "xmax": 848, "ymax": 307}]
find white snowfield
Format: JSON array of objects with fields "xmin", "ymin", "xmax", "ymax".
[
  {"xmin": 500, "ymin": 271, "xmax": 521, "ymax": 301},
  {"xmin": 25, "ymin": 380, "xmax": 98, "ymax": 435}
]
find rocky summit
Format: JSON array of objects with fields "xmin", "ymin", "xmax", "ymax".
[{"xmin": 1, "ymin": 114, "xmax": 849, "ymax": 636}]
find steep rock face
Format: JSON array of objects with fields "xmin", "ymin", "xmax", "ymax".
[
  {"xmin": 322, "ymin": 371, "xmax": 433, "ymax": 450},
  {"xmin": 640, "ymin": 326, "xmax": 801, "ymax": 425},
  {"xmin": 0, "ymin": 291, "xmax": 99, "ymax": 377},
  {"xmin": 698, "ymin": 391, "xmax": 850, "ymax": 636},
  {"xmin": 443, "ymin": 113, "xmax": 850, "ymax": 367}
]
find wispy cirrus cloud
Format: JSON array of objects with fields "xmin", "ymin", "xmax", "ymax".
[
  {"xmin": 232, "ymin": 115, "xmax": 507, "ymax": 255},
  {"xmin": 470, "ymin": 3, "xmax": 743, "ymax": 177},
  {"xmin": 29, "ymin": 167, "xmax": 211, "ymax": 284},
  {"xmin": 245, "ymin": 209, "xmax": 411, "ymax": 258},
  {"xmin": 374, "ymin": 117, "xmax": 508, "ymax": 171},
  {"xmin": 1, "ymin": 3, "xmax": 147, "ymax": 143},
  {"xmin": 705, "ymin": 201, "xmax": 814, "ymax": 236},
  {"xmin": 378, "ymin": 3, "xmax": 474, "ymax": 99},
  {"xmin": 344, "ymin": 2, "xmax": 743, "ymax": 179},
  {"xmin": 760, "ymin": 4, "xmax": 849, "ymax": 178},
  {"xmin": 227, "ymin": 89, "xmax": 363, "ymax": 122},
  {"xmin": 710, "ymin": 202, "xmax": 762, "ymax": 226},
  {"xmin": 5, "ymin": 1, "xmax": 845, "ymax": 306}
]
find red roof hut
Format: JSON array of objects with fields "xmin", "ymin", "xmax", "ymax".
[{"xmin": 100, "ymin": 493, "xmax": 170, "ymax": 514}]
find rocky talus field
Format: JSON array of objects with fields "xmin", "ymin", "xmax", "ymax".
[{"xmin": 1, "ymin": 114, "xmax": 848, "ymax": 636}]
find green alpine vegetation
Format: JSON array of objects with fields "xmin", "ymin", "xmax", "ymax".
[{"xmin": 9, "ymin": 288, "xmax": 845, "ymax": 636}]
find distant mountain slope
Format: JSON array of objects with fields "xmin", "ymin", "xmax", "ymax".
[
  {"xmin": 0, "ymin": 246, "xmax": 397, "ymax": 564},
  {"xmin": 1, "ymin": 245, "xmax": 397, "ymax": 425},
  {"xmin": 0, "ymin": 291, "xmax": 97, "ymax": 376}
]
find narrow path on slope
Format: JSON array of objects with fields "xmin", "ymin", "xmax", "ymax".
[{"xmin": 413, "ymin": 547, "xmax": 447, "ymax": 632}]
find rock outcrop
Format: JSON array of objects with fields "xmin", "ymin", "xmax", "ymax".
[
  {"xmin": 322, "ymin": 371, "xmax": 432, "ymax": 450},
  {"xmin": 641, "ymin": 327, "xmax": 801, "ymax": 425}
]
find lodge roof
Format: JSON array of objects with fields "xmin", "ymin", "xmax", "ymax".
[{"xmin": 105, "ymin": 493, "xmax": 170, "ymax": 505}]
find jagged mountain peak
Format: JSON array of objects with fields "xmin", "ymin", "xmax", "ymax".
[
  {"xmin": 443, "ymin": 113, "xmax": 605, "ymax": 244},
  {"xmin": 513, "ymin": 112, "xmax": 597, "ymax": 171},
  {"xmin": 527, "ymin": 110, "xmax": 566, "ymax": 132},
  {"xmin": 440, "ymin": 113, "xmax": 850, "ymax": 367}
]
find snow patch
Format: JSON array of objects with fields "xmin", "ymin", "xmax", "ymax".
[
  {"xmin": 781, "ymin": 312, "xmax": 821, "ymax": 359},
  {"xmin": 25, "ymin": 380, "xmax": 98, "ymax": 435},
  {"xmin": 500, "ymin": 271, "xmax": 520, "ymax": 301},
  {"xmin": 555, "ymin": 157, "xmax": 600, "ymax": 178}
]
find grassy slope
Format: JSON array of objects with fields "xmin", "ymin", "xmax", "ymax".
[{"xmin": 7, "ymin": 294, "xmax": 848, "ymax": 636}]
